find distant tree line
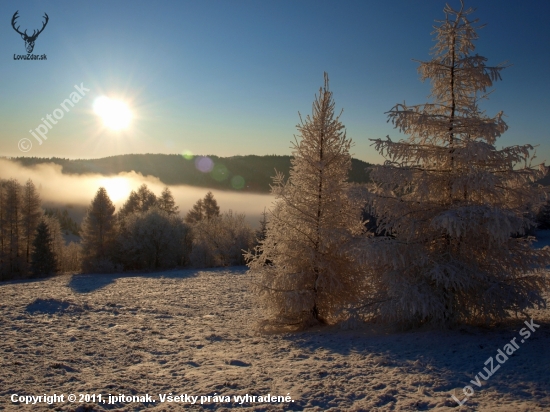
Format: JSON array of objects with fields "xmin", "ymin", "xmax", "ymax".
[{"xmin": 7, "ymin": 154, "xmax": 372, "ymax": 193}]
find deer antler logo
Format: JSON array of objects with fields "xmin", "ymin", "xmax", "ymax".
[{"xmin": 11, "ymin": 11, "xmax": 49, "ymax": 54}]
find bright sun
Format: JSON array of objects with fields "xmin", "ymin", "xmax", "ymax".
[
  {"xmin": 93, "ymin": 96, "xmax": 132, "ymax": 130},
  {"xmin": 99, "ymin": 177, "xmax": 131, "ymax": 202}
]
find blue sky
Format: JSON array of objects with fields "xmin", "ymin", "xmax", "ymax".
[{"xmin": 1, "ymin": 0, "xmax": 549, "ymax": 164}]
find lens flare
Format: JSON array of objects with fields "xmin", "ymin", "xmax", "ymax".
[
  {"xmin": 211, "ymin": 164, "xmax": 229, "ymax": 181},
  {"xmin": 231, "ymin": 175, "xmax": 245, "ymax": 189},
  {"xmin": 182, "ymin": 150, "xmax": 194, "ymax": 160},
  {"xmin": 195, "ymin": 156, "xmax": 214, "ymax": 173}
]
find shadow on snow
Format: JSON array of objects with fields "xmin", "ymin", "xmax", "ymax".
[
  {"xmin": 68, "ymin": 266, "xmax": 248, "ymax": 294},
  {"xmin": 283, "ymin": 319, "xmax": 550, "ymax": 408}
]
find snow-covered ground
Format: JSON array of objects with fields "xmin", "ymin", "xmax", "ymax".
[{"xmin": 1, "ymin": 267, "xmax": 549, "ymax": 411}]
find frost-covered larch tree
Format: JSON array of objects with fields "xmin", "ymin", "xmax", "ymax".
[
  {"xmin": 158, "ymin": 187, "xmax": 179, "ymax": 215},
  {"xmin": 4, "ymin": 179, "xmax": 22, "ymax": 276},
  {"xmin": 246, "ymin": 73, "xmax": 366, "ymax": 327},
  {"xmin": 185, "ymin": 192, "xmax": 220, "ymax": 224},
  {"xmin": 21, "ymin": 179, "xmax": 42, "ymax": 265},
  {"xmin": 203, "ymin": 191, "xmax": 220, "ymax": 220},
  {"xmin": 42, "ymin": 214, "xmax": 64, "ymax": 269},
  {"xmin": 364, "ymin": 1, "xmax": 550, "ymax": 326},
  {"xmin": 81, "ymin": 187, "xmax": 118, "ymax": 273},
  {"xmin": 118, "ymin": 184, "xmax": 157, "ymax": 219}
]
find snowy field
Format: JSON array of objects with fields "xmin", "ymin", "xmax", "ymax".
[{"xmin": 1, "ymin": 267, "xmax": 549, "ymax": 412}]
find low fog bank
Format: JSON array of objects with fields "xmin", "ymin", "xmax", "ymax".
[{"xmin": 0, "ymin": 159, "xmax": 274, "ymax": 228}]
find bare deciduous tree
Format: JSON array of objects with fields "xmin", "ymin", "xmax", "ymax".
[
  {"xmin": 118, "ymin": 207, "xmax": 187, "ymax": 270},
  {"xmin": 190, "ymin": 210, "xmax": 254, "ymax": 268}
]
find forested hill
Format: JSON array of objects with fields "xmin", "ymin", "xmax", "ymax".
[{"xmin": 8, "ymin": 154, "xmax": 372, "ymax": 193}]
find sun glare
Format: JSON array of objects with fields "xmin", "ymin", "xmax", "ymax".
[
  {"xmin": 94, "ymin": 96, "xmax": 132, "ymax": 130},
  {"xmin": 100, "ymin": 177, "xmax": 131, "ymax": 202}
]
